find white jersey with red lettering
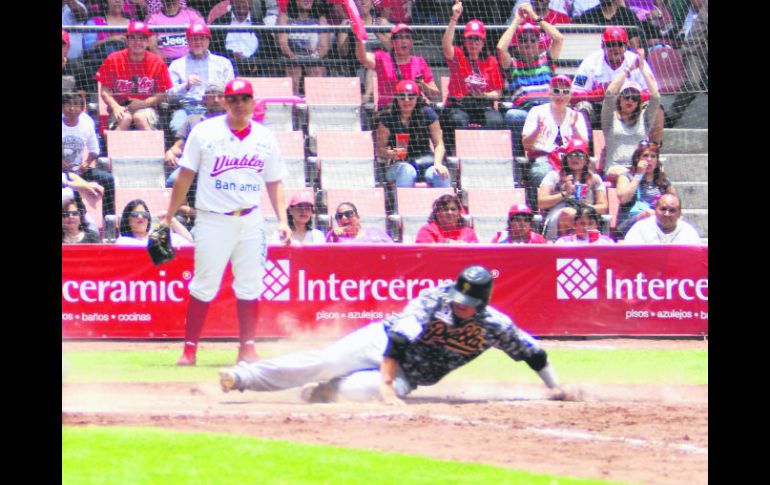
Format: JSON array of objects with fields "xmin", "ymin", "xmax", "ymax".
[
  {"xmin": 180, "ymin": 116, "xmax": 287, "ymax": 214},
  {"xmin": 572, "ymin": 50, "xmax": 652, "ymax": 94}
]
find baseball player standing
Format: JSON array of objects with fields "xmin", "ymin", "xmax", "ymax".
[
  {"xmin": 218, "ymin": 265, "xmax": 564, "ymax": 403},
  {"xmin": 163, "ymin": 78, "xmax": 291, "ymax": 366}
]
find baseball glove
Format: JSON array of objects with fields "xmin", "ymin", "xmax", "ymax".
[{"xmin": 147, "ymin": 225, "xmax": 176, "ymax": 266}]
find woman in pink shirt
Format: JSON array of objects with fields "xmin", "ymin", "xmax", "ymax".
[{"xmin": 415, "ymin": 194, "xmax": 478, "ymax": 244}]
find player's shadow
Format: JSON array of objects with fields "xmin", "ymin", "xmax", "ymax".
[{"xmin": 405, "ymin": 395, "xmax": 539, "ymax": 405}]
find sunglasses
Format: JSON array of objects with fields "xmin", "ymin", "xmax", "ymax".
[
  {"xmin": 566, "ymin": 152, "xmax": 588, "ymax": 160},
  {"xmin": 657, "ymin": 206, "xmax": 679, "ymax": 214},
  {"xmin": 62, "ymin": 210, "xmax": 80, "ymax": 218},
  {"xmin": 395, "ymin": 94, "xmax": 417, "ymax": 100},
  {"xmin": 130, "ymin": 211, "xmax": 150, "ymax": 219},
  {"xmin": 225, "ymin": 95, "xmax": 253, "ymax": 103},
  {"xmin": 604, "ymin": 41, "xmax": 626, "ymax": 48},
  {"xmin": 335, "ymin": 210, "xmax": 356, "ymax": 220},
  {"xmin": 551, "ymin": 88, "xmax": 571, "ymax": 95},
  {"xmin": 518, "ymin": 35, "xmax": 539, "ymax": 43},
  {"xmin": 465, "ymin": 36, "xmax": 484, "ymax": 42},
  {"xmin": 291, "ymin": 204, "xmax": 314, "ymax": 211},
  {"xmin": 621, "ymin": 93, "xmax": 640, "ymax": 102}
]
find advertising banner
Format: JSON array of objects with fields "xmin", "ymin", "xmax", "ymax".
[{"xmin": 62, "ymin": 245, "xmax": 708, "ymax": 338}]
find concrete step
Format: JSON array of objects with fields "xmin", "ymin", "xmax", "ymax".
[
  {"xmin": 673, "ymin": 182, "xmax": 708, "ymax": 210},
  {"xmin": 661, "ymin": 128, "xmax": 708, "ymax": 154},
  {"xmin": 682, "ymin": 209, "xmax": 708, "ymax": 238},
  {"xmin": 660, "ymin": 93, "xmax": 708, "ymax": 129},
  {"xmin": 662, "ymin": 154, "xmax": 708, "ymax": 182}
]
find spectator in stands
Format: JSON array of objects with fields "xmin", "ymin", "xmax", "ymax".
[
  {"xmin": 601, "ymin": 54, "xmax": 660, "ymax": 180},
  {"xmin": 278, "ymin": 0, "xmax": 331, "ymax": 95},
  {"xmin": 415, "ymin": 194, "xmax": 478, "ymax": 244},
  {"xmin": 555, "ymin": 203, "xmax": 615, "ymax": 244},
  {"xmin": 614, "ymin": 140, "xmax": 675, "ymax": 238},
  {"xmin": 375, "ymin": 80, "xmax": 450, "ymax": 188},
  {"xmin": 62, "ymin": 92, "xmax": 116, "ymax": 219},
  {"xmin": 335, "ymin": 0, "xmax": 385, "ymax": 90},
  {"xmin": 572, "ymin": 0, "xmax": 645, "ymax": 52},
  {"xmin": 492, "ymin": 203, "xmax": 547, "ymax": 243},
  {"xmin": 115, "ymin": 199, "xmax": 194, "ymax": 246},
  {"xmin": 211, "ymin": 0, "xmax": 272, "ymax": 76},
  {"xmin": 622, "ymin": 193, "xmax": 700, "ymax": 244},
  {"xmin": 146, "ymin": 0, "xmax": 206, "ymax": 62},
  {"xmin": 506, "ymin": 0, "xmax": 570, "ymax": 26},
  {"xmin": 377, "ymin": 0, "xmax": 412, "ymax": 24},
  {"xmin": 355, "ymin": 23, "xmax": 439, "ymax": 110},
  {"xmin": 62, "ymin": 30, "xmax": 71, "ymax": 71},
  {"xmin": 83, "ymin": 0, "xmax": 131, "ymax": 53},
  {"xmin": 63, "ymin": 0, "xmax": 89, "ymax": 61},
  {"xmin": 441, "ymin": 3, "xmax": 505, "ymax": 154},
  {"xmin": 497, "ymin": 3, "xmax": 564, "ymax": 158},
  {"xmin": 95, "ymin": 20, "xmax": 173, "ymax": 130},
  {"xmin": 446, "ymin": 0, "xmax": 513, "ymax": 47},
  {"xmin": 167, "ymin": 22, "xmax": 235, "ymax": 133},
  {"xmin": 62, "ymin": 200, "xmax": 102, "ymax": 244},
  {"xmin": 326, "ymin": 202, "xmax": 393, "ymax": 243},
  {"xmin": 282, "ymin": 192, "xmax": 326, "ymax": 244},
  {"xmin": 123, "ymin": 0, "xmax": 191, "ymax": 19},
  {"xmin": 537, "ymin": 138, "xmax": 607, "ymax": 240},
  {"xmin": 571, "ymin": 26, "xmax": 664, "ymax": 139},
  {"xmin": 522, "ymin": 74, "xmax": 589, "ymax": 210}
]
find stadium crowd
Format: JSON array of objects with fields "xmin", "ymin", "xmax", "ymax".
[{"xmin": 62, "ymin": 0, "xmax": 707, "ymax": 246}]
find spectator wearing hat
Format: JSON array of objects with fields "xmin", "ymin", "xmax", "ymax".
[
  {"xmin": 95, "ymin": 20, "xmax": 173, "ymax": 130},
  {"xmin": 375, "ymin": 80, "xmax": 450, "ymax": 188},
  {"xmin": 570, "ymin": 26, "xmax": 663, "ymax": 137},
  {"xmin": 492, "ymin": 204, "xmax": 548, "ymax": 244},
  {"xmin": 355, "ymin": 22, "xmax": 439, "ymax": 110},
  {"xmin": 600, "ymin": 54, "xmax": 660, "ymax": 180},
  {"xmin": 622, "ymin": 193, "xmax": 700, "ymax": 244},
  {"xmin": 167, "ymin": 21, "xmax": 235, "ymax": 133},
  {"xmin": 573, "ymin": 0, "xmax": 645, "ymax": 51},
  {"xmin": 146, "ymin": 0, "xmax": 206, "ymax": 62},
  {"xmin": 415, "ymin": 194, "xmax": 478, "ymax": 244},
  {"xmin": 555, "ymin": 204, "xmax": 615, "ymax": 244},
  {"xmin": 537, "ymin": 138, "xmax": 607, "ymax": 240},
  {"xmin": 279, "ymin": 191, "xmax": 326, "ymax": 244},
  {"xmin": 440, "ymin": 2, "xmax": 505, "ymax": 154},
  {"xmin": 521, "ymin": 74, "xmax": 589, "ymax": 210},
  {"xmin": 497, "ymin": 2, "xmax": 564, "ymax": 158}
]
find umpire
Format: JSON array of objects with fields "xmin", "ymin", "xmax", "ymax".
[{"xmin": 219, "ymin": 265, "xmax": 563, "ymax": 404}]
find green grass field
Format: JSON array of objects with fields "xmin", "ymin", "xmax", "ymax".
[{"xmin": 62, "ymin": 345, "xmax": 707, "ymax": 485}]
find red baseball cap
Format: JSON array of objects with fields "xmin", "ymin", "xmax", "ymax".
[
  {"xmin": 464, "ymin": 20, "xmax": 486, "ymax": 40},
  {"xmin": 62, "ymin": 29, "xmax": 70, "ymax": 46},
  {"xmin": 225, "ymin": 78, "xmax": 254, "ymax": 97},
  {"xmin": 127, "ymin": 20, "xmax": 152, "ymax": 37},
  {"xmin": 186, "ymin": 21, "xmax": 211, "ymax": 38},
  {"xmin": 289, "ymin": 191, "xmax": 315, "ymax": 207},
  {"xmin": 550, "ymin": 74, "xmax": 572, "ymax": 88},
  {"xmin": 390, "ymin": 23, "xmax": 414, "ymax": 36},
  {"xmin": 565, "ymin": 138, "xmax": 590, "ymax": 155},
  {"xmin": 395, "ymin": 80, "xmax": 420, "ymax": 96},
  {"xmin": 508, "ymin": 204, "xmax": 533, "ymax": 218},
  {"xmin": 602, "ymin": 26, "xmax": 628, "ymax": 44}
]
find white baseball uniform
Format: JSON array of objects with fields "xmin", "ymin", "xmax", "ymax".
[
  {"xmin": 179, "ymin": 115, "xmax": 287, "ymax": 302},
  {"xmin": 572, "ymin": 50, "xmax": 652, "ymax": 95}
]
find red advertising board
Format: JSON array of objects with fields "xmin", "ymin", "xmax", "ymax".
[{"xmin": 62, "ymin": 245, "xmax": 708, "ymax": 338}]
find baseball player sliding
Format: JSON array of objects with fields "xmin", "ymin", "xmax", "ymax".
[
  {"xmin": 163, "ymin": 78, "xmax": 291, "ymax": 366},
  {"xmin": 219, "ymin": 265, "xmax": 564, "ymax": 404}
]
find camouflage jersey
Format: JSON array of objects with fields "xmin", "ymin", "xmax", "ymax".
[{"xmin": 382, "ymin": 284, "xmax": 543, "ymax": 388}]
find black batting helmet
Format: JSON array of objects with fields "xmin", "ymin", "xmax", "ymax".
[{"xmin": 448, "ymin": 266, "xmax": 493, "ymax": 308}]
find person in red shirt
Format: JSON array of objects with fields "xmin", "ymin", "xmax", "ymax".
[
  {"xmin": 492, "ymin": 204, "xmax": 548, "ymax": 244},
  {"xmin": 94, "ymin": 20, "xmax": 173, "ymax": 130},
  {"xmin": 415, "ymin": 194, "xmax": 479, "ymax": 244},
  {"xmin": 440, "ymin": 1, "xmax": 505, "ymax": 154}
]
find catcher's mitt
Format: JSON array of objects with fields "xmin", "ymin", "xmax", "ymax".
[{"xmin": 147, "ymin": 225, "xmax": 176, "ymax": 266}]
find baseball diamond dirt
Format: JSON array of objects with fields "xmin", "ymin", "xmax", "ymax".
[{"xmin": 62, "ymin": 338, "xmax": 707, "ymax": 485}]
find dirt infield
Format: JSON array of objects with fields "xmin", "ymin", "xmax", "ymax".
[{"xmin": 62, "ymin": 338, "xmax": 708, "ymax": 485}]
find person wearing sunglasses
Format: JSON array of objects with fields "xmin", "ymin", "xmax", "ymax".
[
  {"xmin": 355, "ymin": 22, "xmax": 439, "ymax": 110},
  {"xmin": 62, "ymin": 199, "xmax": 101, "ymax": 245},
  {"xmin": 497, "ymin": 3, "xmax": 564, "ymax": 159},
  {"xmin": 440, "ymin": 1, "xmax": 505, "ymax": 154},
  {"xmin": 114, "ymin": 198, "xmax": 193, "ymax": 247},
  {"xmin": 375, "ymin": 80, "xmax": 450, "ymax": 188},
  {"xmin": 537, "ymin": 138, "xmax": 607, "ymax": 241},
  {"xmin": 279, "ymin": 191, "xmax": 325, "ymax": 245},
  {"xmin": 622, "ymin": 193, "xmax": 701, "ymax": 244},
  {"xmin": 326, "ymin": 202, "xmax": 393, "ymax": 243},
  {"xmin": 414, "ymin": 194, "xmax": 478, "ymax": 244},
  {"xmin": 601, "ymin": 54, "xmax": 661, "ymax": 180}
]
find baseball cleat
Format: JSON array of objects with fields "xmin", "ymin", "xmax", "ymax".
[
  {"xmin": 300, "ymin": 381, "xmax": 337, "ymax": 403},
  {"xmin": 219, "ymin": 368, "xmax": 242, "ymax": 393}
]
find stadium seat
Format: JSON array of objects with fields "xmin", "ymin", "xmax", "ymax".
[
  {"xmin": 260, "ymin": 187, "xmax": 317, "ymax": 239},
  {"xmin": 114, "ymin": 188, "xmax": 173, "ymax": 223},
  {"xmin": 273, "ymin": 131, "xmax": 309, "ymax": 188},
  {"xmin": 390, "ymin": 187, "xmax": 456, "ymax": 243},
  {"xmin": 243, "ymin": 77, "xmax": 297, "ymax": 131},
  {"xmin": 647, "ymin": 46, "xmax": 686, "ymax": 94},
  {"xmin": 311, "ymin": 131, "xmax": 376, "ymax": 189},
  {"xmin": 320, "ymin": 187, "xmax": 388, "ymax": 237},
  {"xmin": 452, "ymin": 130, "xmax": 516, "ymax": 189},
  {"xmin": 553, "ymin": 29, "xmax": 603, "ymax": 76},
  {"xmin": 464, "ymin": 188, "xmax": 528, "ymax": 243},
  {"xmin": 105, "ymin": 130, "xmax": 167, "ymax": 188},
  {"xmin": 304, "ymin": 77, "xmax": 363, "ymax": 137}
]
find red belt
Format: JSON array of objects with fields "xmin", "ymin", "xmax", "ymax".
[{"xmin": 223, "ymin": 206, "xmax": 257, "ymax": 217}]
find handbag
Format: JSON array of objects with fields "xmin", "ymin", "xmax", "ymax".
[{"xmin": 629, "ymin": 186, "xmax": 651, "ymax": 218}]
